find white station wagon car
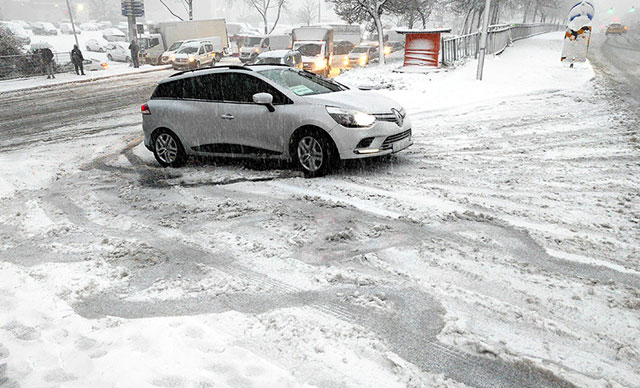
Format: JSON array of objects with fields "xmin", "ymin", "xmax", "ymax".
[{"xmin": 141, "ymin": 65, "xmax": 412, "ymax": 177}]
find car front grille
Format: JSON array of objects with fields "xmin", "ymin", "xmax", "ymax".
[
  {"xmin": 373, "ymin": 113, "xmax": 398, "ymax": 123},
  {"xmin": 381, "ymin": 129, "xmax": 412, "ymax": 150}
]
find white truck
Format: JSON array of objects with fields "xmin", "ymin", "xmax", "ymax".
[
  {"xmin": 238, "ymin": 34, "xmax": 292, "ymax": 64},
  {"xmin": 291, "ymin": 27, "xmax": 333, "ymax": 77},
  {"xmin": 144, "ymin": 19, "xmax": 229, "ymax": 65},
  {"xmin": 326, "ymin": 24, "xmax": 361, "ymax": 70}
]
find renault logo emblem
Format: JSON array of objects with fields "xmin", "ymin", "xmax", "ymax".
[{"xmin": 392, "ymin": 108, "xmax": 403, "ymax": 127}]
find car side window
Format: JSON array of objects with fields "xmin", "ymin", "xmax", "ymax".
[
  {"xmin": 218, "ymin": 73, "xmax": 291, "ymax": 105},
  {"xmin": 205, "ymin": 44, "xmax": 213, "ymax": 53},
  {"xmin": 198, "ymin": 46, "xmax": 204, "ymax": 55}
]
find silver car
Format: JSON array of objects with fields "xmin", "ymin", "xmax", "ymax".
[{"xmin": 141, "ymin": 65, "xmax": 412, "ymax": 177}]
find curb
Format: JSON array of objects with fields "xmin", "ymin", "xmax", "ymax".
[{"xmin": 0, "ymin": 65, "xmax": 172, "ymax": 95}]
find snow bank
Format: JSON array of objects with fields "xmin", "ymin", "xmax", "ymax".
[{"xmin": 337, "ymin": 32, "xmax": 595, "ymax": 113}]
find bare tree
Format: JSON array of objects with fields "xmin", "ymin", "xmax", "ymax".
[
  {"xmin": 296, "ymin": 0, "xmax": 318, "ymax": 26},
  {"xmin": 329, "ymin": 0, "xmax": 397, "ymax": 65},
  {"xmin": 158, "ymin": 0, "xmax": 194, "ymax": 21},
  {"xmin": 244, "ymin": 0, "xmax": 288, "ymax": 34}
]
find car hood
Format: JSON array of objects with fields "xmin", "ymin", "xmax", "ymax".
[
  {"xmin": 303, "ymin": 90, "xmax": 402, "ymax": 114},
  {"xmin": 173, "ymin": 53, "xmax": 193, "ymax": 59}
]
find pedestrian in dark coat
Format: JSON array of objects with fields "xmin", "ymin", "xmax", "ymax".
[
  {"xmin": 71, "ymin": 45, "xmax": 85, "ymax": 75},
  {"xmin": 41, "ymin": 48, "xmax": 55, "ymax": 79},
  {"xmin": 128, "ymin": 40, "xmax": 140, "ymax": 68}
]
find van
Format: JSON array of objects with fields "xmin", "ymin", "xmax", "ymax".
[{"xmin": 239, "ymin": 34, "xmax": 292, "ymax": 63}]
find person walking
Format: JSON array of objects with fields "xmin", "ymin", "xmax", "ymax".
[
  {"xmin": 40, "ymin": 47, "xmax": 55, "ymax": 79},
  {"xmin": 128, "ymin": 40, "xmax": 140, "ymax": 68},
  {"xmin": 71, "ymin": 45, "xmax": 85, "ymax": 75}
]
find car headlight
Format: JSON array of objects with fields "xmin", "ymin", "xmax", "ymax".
[
  {"xmin": 169, "ymin": 54, "xmax": 175, "ymax": 61},
  {"xmin": 384, "ymin": 46, "xmax": 392, "ymax": 55},
  {"xmin": 343, "ymin": 57, "xmax": 349, "ymax": 66},
  {"xmin": 326, "ymin": 106, "xmax": 376, "ymax": 128},
  {"xmin": 314, "ymin": 58, "xmax": 327, "ymax": 71},
  {"xmin": 359, "ymin": 55, "xmax": 368, "ymax": 66},
  {"xmin": 188, "ymin": 55, "xmax": 195, "ymax": 62}
]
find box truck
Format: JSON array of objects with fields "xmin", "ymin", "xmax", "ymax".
[{"xmin": 291, "ymin": 26, "xmax": 333, "ymax": 77}]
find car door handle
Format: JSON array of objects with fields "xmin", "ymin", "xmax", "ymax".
[{"xmin": 221, "ymin": 114, "xmax": 235, "ymax": 120}]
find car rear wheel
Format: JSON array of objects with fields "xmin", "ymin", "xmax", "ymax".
[
  {"xmin": 107, "ymin": 54, "xmax": 113, "ymax": 61},
  {"xmin": 153, "ymin": 129, "xmax": 186, "ymax": 168},
  {"xmin": 293, "ymin": 130, "xmax": 337, "ymax": 178}
]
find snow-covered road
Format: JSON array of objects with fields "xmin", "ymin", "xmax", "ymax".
[{"xmin": 1, "ymin": 32, "xmax": 638, "ymax": 388}]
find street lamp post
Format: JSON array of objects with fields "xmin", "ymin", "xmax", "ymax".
[
  {"xmin": 476, "ymin": 0, "xmax": 492, "ymax": 80},
  {"xmin": 65, "ymin": 0, "xmax": 80, "ymax": 48}
]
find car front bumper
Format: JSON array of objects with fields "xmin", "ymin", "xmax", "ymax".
[{"xmin": 330, "ymin": 116, "xmax": 413, "ymax": 160}]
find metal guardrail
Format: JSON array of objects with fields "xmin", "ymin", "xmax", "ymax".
[{"xmin": 441, "ymin": 23, "xmax": 562, "ymax": 67}]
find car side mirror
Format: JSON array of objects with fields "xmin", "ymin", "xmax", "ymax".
[{"xmin": 253, "ymin": 93, "xmax": 275, "ymax": 112}]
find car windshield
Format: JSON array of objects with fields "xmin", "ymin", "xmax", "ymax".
[
  {"xmin": 258, "ymin": 68, "xmax": 346, "ymax": 96},
  {"xmin": 244, "ymin": 36, "xmax": 263, "ymax": 47},
  {"xmin": 168, "ymin": 41, "xmax": 183, "ymax": 51},
  {"xmin": 294, "ymin": 43, "xmax": 322, "ymax": 57},
  {"xmin": 178, "ymin": 46, "xmax": 198, "ymax": 54}
]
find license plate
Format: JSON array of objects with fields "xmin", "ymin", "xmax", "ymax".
[{"xmin": 392, "ymin": 136, "xmax": 412, "ymax": 153}]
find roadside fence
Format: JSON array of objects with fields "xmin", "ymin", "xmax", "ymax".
[
  {"xmin": 0, "ymin": 51, "xmax": 72, "ymax": 80},
  {"xmin": 441, "ymin": 23, "xmax": 562, "ymax": 67}
]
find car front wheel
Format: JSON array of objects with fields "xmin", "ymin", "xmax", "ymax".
[
  {"xmin": 293, "ymin": 130, "xmax": 337, "ymax": 178},
  {"xmin": 153, "ymin": 129, "xmax": 186, "ymax": 168}
]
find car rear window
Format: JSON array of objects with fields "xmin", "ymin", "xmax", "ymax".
[{"xmin": 151, "ymin": 75, "xmax": 223, "ymax": 101}]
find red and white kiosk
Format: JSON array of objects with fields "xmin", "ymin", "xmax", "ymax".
[{"xmin": 396, "ymin": 28, "xmax": 451, "ymax": 70}]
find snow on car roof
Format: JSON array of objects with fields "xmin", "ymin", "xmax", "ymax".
[
  {"xmin": 258, "ymin": 50, "xmax": 295, "ymax": 58},
  {"xmin": 103, "ymin": 28, "xmax": 125, "ymax": 36}
]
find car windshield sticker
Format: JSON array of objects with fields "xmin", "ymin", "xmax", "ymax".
[{"xmin": 290, "ymin": 85, "xmax": 314, "ymax": 96}]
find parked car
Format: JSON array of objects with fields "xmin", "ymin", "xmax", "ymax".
[
  {"xmin": 32, "ymin": 22, "xmax": 58, "ymax": 35},
  {"xmin": 10, "ymin": 20, "xmax": 31, "ymax": 30},
  {"xmin": 348, "ymin": 45, "xmax": 378, "ymax": 67},
  {"xmin": 116, "ymin": 22, "xmax": 129, "ymax": 33},
  {"xmin": 60, "ymin": 23, "xmax": 81, "ymax": 35},
  {"xmin": 1, "ymin": 22, "xmax": 31, "ymax": 45},
  {"xmin": 80, "ymin": 22, "xmax": 100, "ymax": 31},
  {"xmin": 171, "ymin": 42, "xmax": 216, "ymax": 70},
  {"xmin": 102, "ymin": 28, "xmax": 126, "ymax": 42},
  {"xmin": 141, "ymin": 66, "xmax": 412, "ymax": 177},
  {"xmin": 606, "ymin": 22, "xmax": 626, "ymax": 35},
  {"xmin": 62, "ymin": 57, "xmax": 108, "ymax": 72},
  {"xmin": 85, "ymin": 39, "xmax": 106, "ymax": 52},
  {"xmin": 255, "ymin": 50, "xmax": 302, "ymax": 68},
  {"xmin": 97, "ymin": 21, "xmax": 113, "ymax": 29},
  {"xmin": 106, "ymin": 42, "xmax": 131, "ymax": 62}
]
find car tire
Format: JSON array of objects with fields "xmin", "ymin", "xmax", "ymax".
[
  {"xmin": 291, "ymin": 129, "xmax": 337, "ymax": 178},
  {"xmin": 100, "ymin": 48, "xmax": 105, "ymax": 53},
  {"xmin": 152, "ymin": 129, "xmax": 187, "ymax": 168},
  {"xmin": 107, "ymin": 54, "xmax": 113, "ymax": 61}
]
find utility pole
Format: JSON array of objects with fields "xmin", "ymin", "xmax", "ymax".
[
  {"xmin": 318, "ymin": 0, "xmax": 322, "ymax": 23},
  {"xmin": 476, "ymin": 0, "xmax": 492, "ymax": 80},
  {"xmin": 65, "ymin": 0, "xmax": 80, "ymax": 48}
]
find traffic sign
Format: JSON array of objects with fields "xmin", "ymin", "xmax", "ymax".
[{"xmin": 121, "ymin": 0, "xmax": 144, "ymax": 17}]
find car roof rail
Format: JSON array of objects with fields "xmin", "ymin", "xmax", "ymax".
[{"xmin": 169, "ymin": 65, "xmax": 253, "ymax": 78}]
